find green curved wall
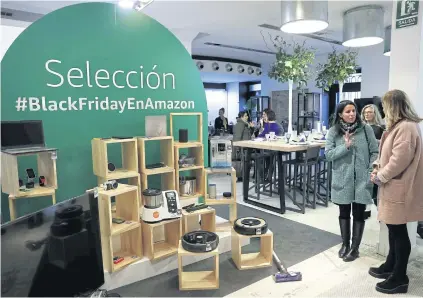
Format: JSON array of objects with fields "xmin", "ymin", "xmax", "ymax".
[{"xmin": 1, "ymin": 2, "xmax": 207, "ymax": 221}]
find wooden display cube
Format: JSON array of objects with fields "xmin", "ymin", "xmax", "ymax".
[
  {"xmin": 142, "ymin": 218, "xmax": 181, "ymax": 261},
  {"xmin": 182, "ymin": 207, "xmax": 216, "ymax": 234},
  {"xmin": 204, "ymin": 167, "xmax": 237, "ymax": 230},
  {"xmin": 97, "ymin": 184, "xmax": 140, "ymax": 236},
  {"xmin": 98, "ymin": 174, "xmax": 141, "ymax": 204},
  {"xmin": 92, "ymin": 137, "xmax": 138, "ymax": 179},
  {"xmin": 231, "ymin": 230, "xmax": 273, "ymax": 270},
  {"xmin": 178, "ymin": 241, "xmax": 219, "ymax": 291},
  {"xmin": 102, "ymin": 226, "xmax": 142, "ymax": 272},
  {"xmin": 176, "ymin": 167, "xmax": 205, "ymax": 200},
  {"xmin": 1, "ymin": 151, "xmax": 58, "ymax": 195},
  {"xmin": 174, "ymin": 142, "xmax": 204, "ymax": 173},
  {"xmin": 137, "ymin": 136, "xmax": 174, "ymax": 174},
  {"xmin": 170, "ymin": 112, "xmax": 203, "ymax": 145}
]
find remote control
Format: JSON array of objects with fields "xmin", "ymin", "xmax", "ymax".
[{"xmin": 186, "ymin": 204, "xmax": 209, "ymax": 213}]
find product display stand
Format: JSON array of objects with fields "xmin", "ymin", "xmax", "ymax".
[
  {"xmin": 91, "ymin": 137, "xmax": 141, "ymax": 200},
  {"xmin": 170, "ymin": 113, "xmax": 205, "ymax": 201},
  {"xmin": 97, "ymin": 184, "xmax": 142, "ymax": 272},
  {"xmin": 141, "ymin": 218, "xmax": 181, "ymax": 261},
  {"xmin": 177, "ymin": 240, "xmax": 219, "ymax": 291},
  {"xmin": 182, "ymin": 207, "xmax": 216, "ymax": 234},
  {"xmin": 231, "ymin": 229, "xmax": 273, "ymax": 270},
  {"xmin": 137, "ymin": 136, "xmax": 175, "ymax": 206},
  {"xmin": 204, "ymin": 167, "xmax": 237, "ymax": 231},
  {"xmin": 1, "ymin": 150, "xmax": 58, "ymax": 221}
]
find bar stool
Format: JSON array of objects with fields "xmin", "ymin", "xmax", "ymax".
[{"xmin": 316, "ymin": 153, "xmax": 332, "ymax": 206}]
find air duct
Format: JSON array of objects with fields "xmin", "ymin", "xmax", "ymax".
[
  {"xmin": 280, "ymin": 0, "xmax": 329, "ymax": 34},
  {"xmin": 342, "ymin": 5, "xmax": 384, "ymax": 47}
]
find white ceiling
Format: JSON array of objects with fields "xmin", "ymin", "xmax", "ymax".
[{"xmin": 1, "ymin": 0, "xmax": 394, "ymax": 75}]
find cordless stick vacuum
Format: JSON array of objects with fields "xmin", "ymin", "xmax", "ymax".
[{"xmin": 272, "ymin": 251, "xmax": 302, "ymax": 283}]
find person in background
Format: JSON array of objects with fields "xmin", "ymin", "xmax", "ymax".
[
  {"xmin": 258, "ymin": 109, "xmax": 281, "ymax": 137},
  {"xmin": 361, "ymin": 104, "xmax": 385, "ymax": 140},
  {"xmin": 214, "ymin": 108, "xmax": 228, "ymax": 131},
  {"xmin": 232, "ymin": 111, "xmax": 255, "ymax": 181},
  {"xmin": 361, "ymin": 104, "xmax": 386, "ymax": 217},
  {"xmin": 325, "ymin": 100, "xmax": 379, "ymax": 262},
  {"xmin": 369, "ymin": 89, "xmax": 423, "ymax": 294}
]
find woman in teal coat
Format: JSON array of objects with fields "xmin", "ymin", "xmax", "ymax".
[{"xmin": 325, "ymin": 100, "xmax": 379, "ymax": 262}]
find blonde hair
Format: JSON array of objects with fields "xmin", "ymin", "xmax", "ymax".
[
  {"xmin": 382, "ymin": 89, "xmax": 423, "ymax": 129},
  {"xmin": 361, "ymin": 104, "xmax": 384, "ymax": 126}
]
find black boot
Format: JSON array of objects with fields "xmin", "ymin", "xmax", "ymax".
[
  {"xmin": 338, "ymin": 218, "xmax": 350, "ymax": 258},
  {"xmin": 376, "ymin": 275, "xmax": 409, "ymax": 294},
  {"xmin": 343, "ymin": 220, "xmax": 365, "ymax": 262},
  {"xmin": 369, "ymin": 263, "xmax": 393, "ymax": 279}
]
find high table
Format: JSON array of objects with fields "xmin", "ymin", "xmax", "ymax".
[{"xmin": 233, "ymin": 140, "xmax": 326, "ymax": 214}]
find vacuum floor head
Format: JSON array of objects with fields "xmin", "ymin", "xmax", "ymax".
[{"xmin": 273, "ymin": 271, "xmax": 302, "ymax": 283}]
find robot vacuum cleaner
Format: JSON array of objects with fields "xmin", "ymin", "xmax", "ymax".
[
  {"xmin": 234, "ymin": 217, "xmax": 268, "ymax": 236},
  {"xmin": 181, "ymin": 230, "xmax": 219, "ymax": 253}
]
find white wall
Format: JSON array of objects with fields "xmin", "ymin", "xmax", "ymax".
[
  {"xmin": 205, "ymin": 89, "xmax": 228, "ymax": 126},
  {"xmin": 226, "ymin": 82, "xmax": 239, "ymax": 124},
  {"xmin": 1, "ymin": 24, "xmax": 27, "ymax": 60}
]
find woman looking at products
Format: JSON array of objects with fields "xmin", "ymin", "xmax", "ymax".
[
  {"xmin": 232, "ymin": 111, "xmax": 255, "ymax": 181},
  {"xmin": 361, "ymin": 104, "xmax": 385, "ymax": 140},
  {"xmin": 325, "ymin": 100, "xmax": 379, "ymax": 262},
  {"xmin": 369, "ymin": 89, "xmax": 423, "ymax": 294}
]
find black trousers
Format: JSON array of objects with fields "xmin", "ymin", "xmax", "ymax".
[
  {"xmin": 338, "ymin": 203, "xmax": 366, "ymax": 222},
  {"xmin": 385, "ymin": 224, "xmax": 411, "ymax": 279}
]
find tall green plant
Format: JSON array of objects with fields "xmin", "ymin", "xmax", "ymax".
[
  {"xmin": 315, "ymin": 49, "xmax": 358, "ymax": 91},
  {"xmin": 267, "ymin": 36, "xmax": 315, "ymax": 88}
]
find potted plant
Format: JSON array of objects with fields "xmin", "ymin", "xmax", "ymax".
[
  {"xmin": 268, "ymin": 36, "xmax": 315, "ymax": 134},
  {"xmin": 315, "ymin": 48, "xmax": 358, "ymax": 102}
]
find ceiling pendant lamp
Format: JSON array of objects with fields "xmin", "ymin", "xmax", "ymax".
[
  {"xmin": 383, "ymin": 26, "xmax": 391, "ymax": 56},
  {"xmin": 280, "ymin": 0, "xmax": 329, "ymax": 34},
  {"xmin": 342, "ymin": 5, "xmax": 384, "ymax": 47}
]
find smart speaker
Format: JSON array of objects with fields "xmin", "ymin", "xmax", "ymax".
[{"xmin": 179, "ymin": 129, "xmax": 188, "ymax": 143}]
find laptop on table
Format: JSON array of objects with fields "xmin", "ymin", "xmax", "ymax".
[{"xmin": 1, "ymin": 120, "xmax": 57, "ymax": 154}]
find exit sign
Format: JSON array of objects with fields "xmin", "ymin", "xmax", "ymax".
[{"xmin": 396, "ymin": 0, "xmax": 419, "ymax": 29}]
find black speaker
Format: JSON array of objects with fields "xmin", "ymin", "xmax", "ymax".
[
  {"xmin": 108, "ymin": 162, "xmax": 115, "ymax": 172},
  {"xmin": 179, "ymin": 129, "xmax": 188, "ymax": 143}
]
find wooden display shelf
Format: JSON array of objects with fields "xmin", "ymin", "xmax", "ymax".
[
  {"xmin": 98, "ymin": 173, "xmax": 141, "ymax": 201},
  {"xmin": 174, "ymin": 141, "xmax": 203, "ymax": 149},
  {"xmin": 178, "ymin": 241, "xmax": 219, "ymax": 291},
  {"xmin": 92, "ymin": 137, "xmax": 138, "ymax": 179},
  {"xmin": 141, "ymin": 218, "xmax": 181, "ymax": 261},
  {"xmin": 175, "ymin": 144, "xmax": 204, "ymax": 172},
  {"xmin": 137, "ymin": 136, "xmax": 174, "ymax": 174},
  {"xmin": 231, "ymin": 230, "xmax": 273, "ymax": 270},
  {"xmin": 8, "ymin": 186, "xmax": 56, "ymax": 221},
  {"xmin": 204, "ymin": 167, "xmax": 237, "ymax": 227},
  {"xmin": 97, "ymin": 184, "xmax": 140, "ymax": 236},
  {"xmin": 170, "ymin": 112, "xmax": 203, "ymax": 144},
  {"xmin": 176, "ymin": 167, "xmax": 205, "ymax": 201},
  {"xmin": 182, "ymin": 207, "xmax": 216, "ymax": 234},
  {"xmin": 101, "ymin": 226, "xmax": 142, "ymax": 272},
  {"xmin": 1, "ymin": 151, "xmax": 58, "ymax": 195},
  {"xmin": 140, "ymin": 170, "xmax": 175, "ymax": 206}
]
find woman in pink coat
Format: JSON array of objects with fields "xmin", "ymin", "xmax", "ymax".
[{"xmin": 370, "ymin": 89, "xmax": 423, "ymax": 294}]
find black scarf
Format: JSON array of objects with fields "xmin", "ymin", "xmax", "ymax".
[{"xmin": 339, "ymin": 119, "xmax": 358, "ymax": 134}]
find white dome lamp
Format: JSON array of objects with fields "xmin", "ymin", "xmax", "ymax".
[
  {"xmin": 342, "ymin": 5, "xmax": 384, "ymax": 47},
  {"xmin": 280, "ymin": 0, "xmax": 329, "ymax": 34},
  {"xmin": 383, "ymin": 25, "xmax": 391, "ymax": 56}
]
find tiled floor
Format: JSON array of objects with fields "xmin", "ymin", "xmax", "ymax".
[{"xmin": 208, "ymin": 174, "xmax": 423, "ymax": 298}]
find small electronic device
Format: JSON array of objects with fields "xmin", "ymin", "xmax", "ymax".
[
  {"xmin": 19, "ymin": 178, "xmax": 23, "ymax": 187},
  {"xmin": 141, "ymin": 190, "xmax": 182, "ymax": 223},
  {"xmin": 113, "ymin": 256, "xmax": 124, "ymax": 264},
  {"xmin": 210, "ymin": 138, "xmax": 232, "ymax": 168},
  {"xmin": 146, "ymin": 162, "xmax": 165, "ymax": 169},
  {"xmin": 185, "ymin": 203, "xmax": 209, "ymax": 213},
  {"xmin": 26, "ymin": 168, "xmax": 36, "ymax": 182},
  {"xmin": 111, "ymin": 136, "xmax": 133, "ymax": 139},
  {"xmin": 39, "ymin": 176, "xmax": 46, "ymax": 186},
  {"xmin": 26, "ymin": 181, "xmax": 35, "ymax": 189},
  {"xmin": 107, "ymin": 162, "xmax": 115, "ymax": 172},
  {"xmin": 102, "ymin": 180, "xmax": 118, "ymax": 191},
  {"xmin": 112, "ymin": 218, "xmax": 125, "ymax": 224}
]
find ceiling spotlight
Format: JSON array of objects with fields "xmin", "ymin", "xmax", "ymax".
[
  {"xmin": 256, "ymin": 68, "xmax": 262, "ymax": 76},
  {"xmin": 237, "ymin": 65, "xmax": 245, "ymax": 73},
  {"xmin": 342, "ymin": 5, "xmax": 384, "ymax": 47},
  {"xmin": 280, "ymin": 0, "xmax": 329, "ymax": 34},
  {"xmin": 383, "ymin": 25, "xmax": 391, "ymax": 57},
  {"xmin": 247, "ymin": 67, "xmax": 255, "ymax": 75},
  {"xmin": 133, "ymin": 0, "xmax": 154, "ymax": 11},
  {"xmin": 196, "ymin": 61, "xmax": 204, "ymax": 70},
  {"xmin": 212, "ymin": 62, "xmax": 220, "ymax": 71},
  {"xmin": 225, "ymin": 63, "xmax": 233, "ymax": 72}
]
